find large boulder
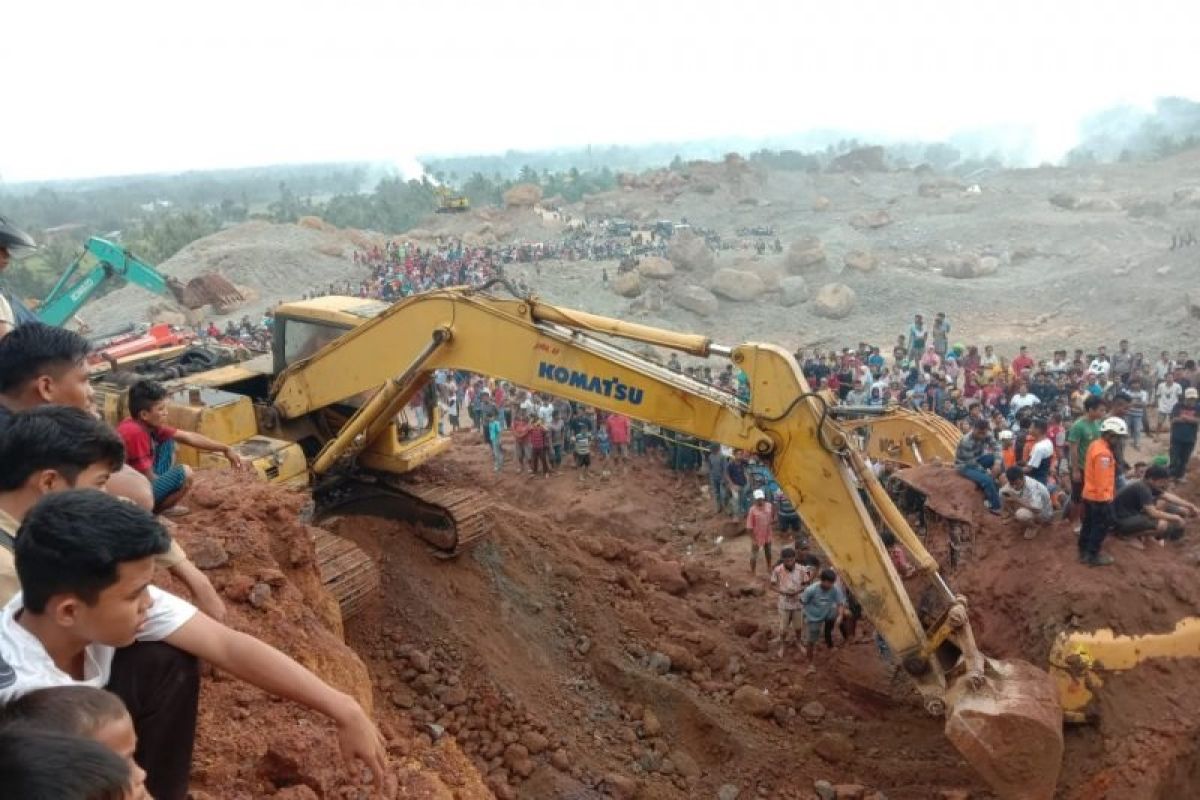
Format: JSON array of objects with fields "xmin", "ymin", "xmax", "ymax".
[
  {"xmin": 849, "ymin": 209, "xmax": 893, "ymax": 230},
  {"xmin": 740, "ymin": 258, "xmax": 783, "ymax": 290},
  {"xmin": 710, "ymin": 268, "xmax": 765, "ymax": 302},
  {"xmin": 637, "ymin": 256, "xmax": 675, "ymax": 279},
  {"xmin": 843, "ymin": 250, "xmax": 878, "ymax": 273},
  {"xmin": 1076, "ymin": 196, "xmax": 1121, "ymax": 212},
  {"xmin": 672, "ymin": 285, "xmax": 719, "ymax": 317},
  {"xmin": 779, "ymin": 276, "xmax": 810, "ymax": 307},
  {"xmin": 667, "ymin": 230, "xmax": 715, "ymax": 272},
  {"xmin": 1186, "ymin": 290, "xmax": 1200, "ymax": 319},
  {"xmin": 731, "ymin": 685, "xmax": 774, "ymax": 718},
  {"xmin": 785, "ymin": 237, "xmax": 826, "ymax": 273},
  {"xmin": 935, "ymin": 253, "xmax": 998, "ymax": 279},
  {"xmin": 812, "ymin": 283, "xmax": 857, "ymax": 319},
  {"xmin": 503, "ymin": 183, "xmax": 543, "ymax": 208},
  {"xmin": 1174, "ymin": 187, "xmax": 1200, "ymax": 208},
  {"xmin": 1049, "ymin": 192, "xmax": 1079, "ymax": 210},
  {"xmin": 629, "ymin": 284, "xmax": 665, "ymax": 312},
  {"xmin": 829, "ymin": 146, "xmax": 887, "ymax": 172},
  {"xmin": 612, "ymin": 271, "xmax": 644, "ymax": 298}
]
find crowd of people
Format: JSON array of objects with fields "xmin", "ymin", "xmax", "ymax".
[
  {"xmin": 0, "ymin": 322, "xmax": 387, "ymax": 799},
  {"xmin": 797, "ymin": 313, "xmax": 1200, "ymax": 568}
]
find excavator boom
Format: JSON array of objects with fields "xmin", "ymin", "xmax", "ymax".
[
  {"xmin": 34, "ymin": 236, "xmax": 243, "ymax": 327},
  {"xmin": 270, "ymin": 286, "xmax": 1063, "ymax": 799}
]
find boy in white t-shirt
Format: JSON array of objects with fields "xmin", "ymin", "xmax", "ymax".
[{"xmin": 0, "ymin": 490, "xmax": 386, "ymax": 800}]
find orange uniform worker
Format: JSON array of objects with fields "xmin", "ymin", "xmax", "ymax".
[{"xmin": 1078, "ymin": 417, "xmax": 1127, "ymax": 566}]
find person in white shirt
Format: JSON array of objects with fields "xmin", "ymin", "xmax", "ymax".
[
  {"xmin": 1, "ymin": 491, "xmax": 387, "ymax": 799},
  {"xmin": 1155, "ymin": 351, "xmax": 1176, "ymax": 383},
  {"xmin": 769, "ymin": 547, "xmax": 811, "ymax": 658},
  {"xmin": 537, "ymin": 397, "xmax": 555, "ymax": 426},
  {"xmin": 1010, "ymin": 383, "xmax": 1042, "ymax": 413},
  {"xmin": 1089, "ymin": 353, "xmax": 1111, "ymax": 377},
  {"xmin": 1156, "ymin": 376, "xmax": 1183, "ymax": 433},
  {"xmin": 1001, "ymin": 466, "xmax": 1053, "ymax": 539}
]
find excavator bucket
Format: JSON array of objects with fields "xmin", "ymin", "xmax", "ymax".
[
  {"xmin": 169, "ymin": 274, "xmax": 246, "ymax": 313},
  {"xmin": 944, "ymin": 658, "xmax": 1064, "ymax": 800}
]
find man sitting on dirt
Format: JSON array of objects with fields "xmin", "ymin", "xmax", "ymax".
[
  {"xmin": 1112, "ymin": 464, "xmax": 1197, "ymax": 548},
  {"xmin": 955, "ymin": 419, "xmax": 1002, "ymax": 515},
  {"xmin": 116, "ymin": 380, "xmax": 244, "ymax": 515},
  {"xmin": 1000, "ymin": 466, "xmax": 1054, "ymax": 540},
  {"xmin": 0, "ymin": 490, "xmax": 387, "ymax": 799}
]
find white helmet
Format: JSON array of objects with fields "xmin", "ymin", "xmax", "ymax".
[
  {"xmin": 1100, "ymin": 417, "xmax": 1128, "ymax": 436},
  {"xmin": 752, "ymin": 489, "xmax": 766, "ymax": 500}
]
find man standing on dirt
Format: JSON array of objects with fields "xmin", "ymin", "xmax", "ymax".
[
  {"xmin": 745, "ymin": 489, "xmax": 775, "ymax": 574},
  {"xmin": 1168, "ymin": 388, "xmax": 1200, "ymax": 481},
  {"xmin": 931, "ymin": 312, "xmax": 950, "ymax": 358},
  {"xmin": 1068, "ymin": 396, "xmax": 1107, "ymax": 533},
  {"xmin": 769, "ymin": 547, "xmax": 807, "ymax": 658},
  {"xmin": 1079, "ymin": 417, "xmax": 1127, "ymax": 566},
  {"xmin": 906, "ymin": 314, "xmax": 927, "ymax": 363},
  {"xmin": 1155, "ymin": 371, "xmax": 1182, "ymax": 435}
]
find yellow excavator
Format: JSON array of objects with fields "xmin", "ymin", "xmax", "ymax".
[
  {"xmin": 261, "ymin": 284, "xmax": 1062, "ymax": 800},
  {"xmin": 96, "ymin": 286, "xmax": 1064, "ymax": 797}
]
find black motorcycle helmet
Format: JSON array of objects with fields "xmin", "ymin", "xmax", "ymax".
[{"xmin": 0, "ymin": 215, "xmax": 37, "ymax": 258}]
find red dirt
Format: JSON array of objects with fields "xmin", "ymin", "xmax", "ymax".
[
  {"xmin": 161, "ymin": 474, "xmax": 490, "ymax": 799},
  {"xmin": 163, "ymin": 438, "xmax": 1200, "ymax": 799}
]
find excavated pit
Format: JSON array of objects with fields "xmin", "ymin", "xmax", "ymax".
[{"xmin": 162, "ymin": 441, "xmax": 1200, "ymax": 798}]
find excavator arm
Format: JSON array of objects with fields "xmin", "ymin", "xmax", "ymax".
[
  {"xmin": 36, "ymin": 237, "xmax": 192, "ymax": 327},
  {"xmin": 271, "ymin": 287, "xmax": 1063, "ymax": 800}
]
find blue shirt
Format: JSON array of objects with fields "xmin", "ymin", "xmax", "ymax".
[{"xmin": 800, "ymin": 582, "xmax": 846, "ymax": 622}]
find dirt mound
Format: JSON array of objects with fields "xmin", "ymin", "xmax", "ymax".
[
  {"xmin": 162, "ymin": 471, "xmax": 489, "ymax": 798},
  {"xmin": 503, "ymin": 183, "xmax": 543, "ymax": 208},
  {"xmin": 82, "ymin": 221, "xmax": 374, "ymax": 333}
]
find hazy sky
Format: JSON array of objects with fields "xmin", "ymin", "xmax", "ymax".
[{"xmin": 4, "ymin": 0, "xmax": 1199, "ymax": 181}]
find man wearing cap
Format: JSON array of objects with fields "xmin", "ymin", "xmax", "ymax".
[
  {"xmin": 745, "ymin": 488, "xmax": 776, "ymax": 575},
  {"xmin": 0, "ymin": 217, "xmax": 39, "ymax": 338},
  {"xmin": 1080, "ymin": 417, "xmax": 1128, "ymax": 566},
  {"xmin": 1169, "ymin": 388, "xmax": 1200, "ymax": 480}
]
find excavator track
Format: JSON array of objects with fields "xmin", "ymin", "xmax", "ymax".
[{"xmin": 313, "ymin": 474, "xmax": 493, "ymax": 558}]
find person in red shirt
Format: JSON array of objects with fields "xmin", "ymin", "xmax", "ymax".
[
  {"xmin": 510, "ymin": 412, "xmax": 532, "ymax": 473},
  {"xmin": 116, "ymin": 380, "xmax": 244, "ymax": 514},
  {"xmin": 527, "ymin": 418, "xmax": 551, "ymax": 477},
  {"xmin": 745, "ymin": 489, "xmax": 776, "ymax": 574},
  {"xmin": 605, "ymin": 413, "xmax": 631, "ymax": 471},
  {"xmin": 1011, "ymin": 345, "xmax": 1035, "ymax": 378}
]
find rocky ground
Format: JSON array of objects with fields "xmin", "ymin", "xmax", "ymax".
[
  {"xmin": 164, "ymin": 431, "xmax": 1200, "ymax": 799},
  {"xmin": 507, "ymin": 149, "xmax": 1200, "ymax": 358},
  {"xmin": 89, "ymin": 148, "xmax": 1200, "ymax": 361}
]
